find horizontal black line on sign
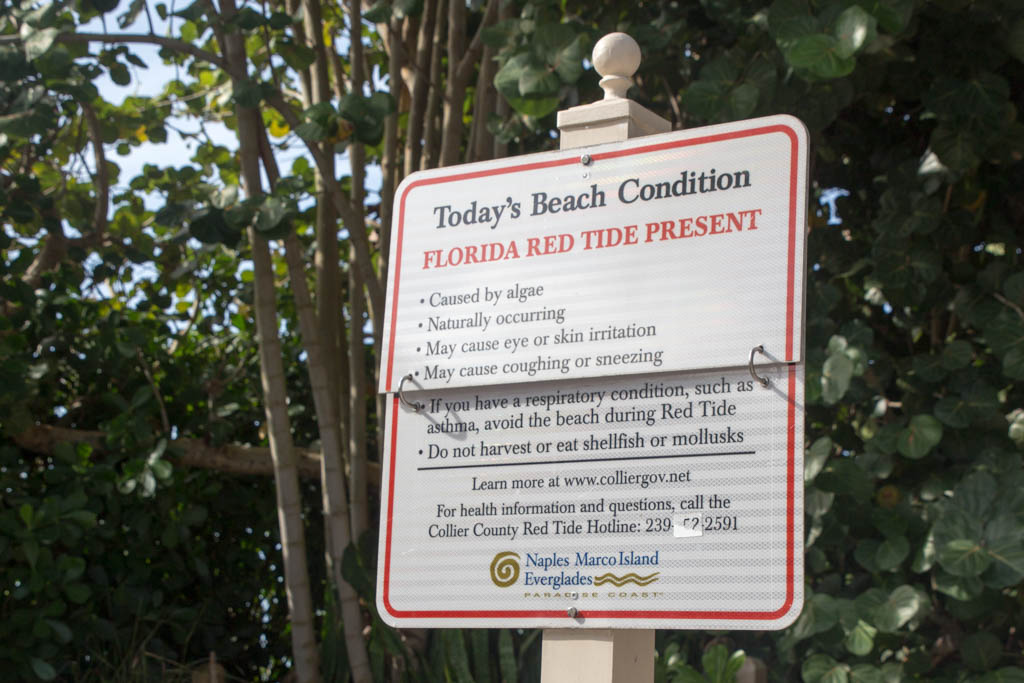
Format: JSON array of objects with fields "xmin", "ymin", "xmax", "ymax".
[{"xmin": 416, "ymin": 451, "xmax": 756, "ymax": 471}]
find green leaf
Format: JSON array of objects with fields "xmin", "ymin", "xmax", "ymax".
[
  {"xmin": 807, "ymin": 488, "xmax": 835, "ymax": 519},
  {"xmin": 984, "ymin": 515, "xmax": 1024, "ymax": 586},
  {"xmin": 150, "ymin": 459, "xmax": 172, "ymax": 481},
  {"xmin": 912, "ymin": 354, "xmax": 947, "ymax": 383},
  {"xmin": 978, "ymin": 668, "xmax": 1024, "ymax": 683},
  {"xmin": 723, "ymin": 650, "xmax": 746, "ymax": 682},
  {"xmin": 154, "ymin": 202, "xmax": 188, "ymax": 226},
  {"xmin": 702, "ymin": 644, "xmax": 728, "ymax": 682},
  {"xmin": 22, "ymin": 27, "xmax": 59, "ymax": 61},
  {"xmin": 495, "ymin": 53, "xmax": 529, "ymax": 98},
  {"xmin": 232, "ymin": 78, "xmax": 264, "ymax": 108},
  {"xmin": 44, "ymin": 619, "xmax": 72, "ymax": 643},
  {"xmin": 109, "ymin": 62, "xmax": 130, "ymax": 86},
  {"xmin": 942, "ymin": 340, "xmax": 973, "ymax": 369},
  {"xmin": 859, "ymin": 0, "xmax": 913, "ymax": 33},
  {"xmin": 930, "ymin": 125, "xmax": 980, "ymax": 172},
  {"xmin": 64, "ymin": 510, "xmax": 97, "ymax": 528},
  {"xmin": 61, "ymin": 555, "xmax": 86, "ymax": 582},
  {"xmin": 803, "ymin": 654, "xmax": 848, "ymax": 683},
  {"xmin": 848, "ymin": 665, "xmax": 884, "ymax": 683},
  {"xmin": 182, "ymin": 504, "xmax": 208, "ymax": 526},
  {"xmin": 729, "ymin": 83, "xmax": 759, "ymax": 119},
  {"xmin": 23, "ymin": 540, "xmax": 39, "ymax": 569},
  {"xmin": 276, "ymin": 39, "xmax": 316, "ymax": 71},
  {"xmin": 19, "ymin": 503, "xmax": 34, "ymax": 528},
  {"xmin": 938, "ymin": 538, "xmax": 992, "ymax": 577},
  {"xmin": 363, "ymin": 1, "xmax": 391, "ymax": 22},
  {"xmin": 341, "ymin": 542, "xmax": 374, "ymax": 601},
  {"xmin": 816, "ymin": 459, "xmax": 873, "ymax": 500},
  {"xmin": 875, "ymin": 535, "xmax": 909, "ymax": 571},
  {"xmin": 821, "ymin": 351, "xmax": 853, "ymax": 404},
  {"xmin": 1004, "ymin": 272, "xmax": 1024, "ymax": 304},
  {"xmin": 189, "ymin": 207, "xmax": 231, "ymax": 245},
  {"xmin": 130, "ymin": 384, "xmax": 151, "ymax": 409},
  {"xmin": 855, "ymin": 539, "xmax": 882, "ymax": 571},
  {"xmin": 674, "ymin": 666, "xmax": 709, "ymax": 683},
  {"xmin": 933, "ymin": 568, "xmax": 983, "ymax": 600},
  {"xmin": 783, "ymin": 34, "xmax": 856, "ymax": 79},
  {"xmin": 498, "ymin": 629, "xmax": 516, "ymax": 683},
  {"xmin": 791, "ymin": 593, "xmax": 839, "ymax": 641},
  {"xmin": 171, "ymin": 0, "xmax": 206, "ymax": 21},
  {"xmin": 962, "ymin": 632, "xmax": 1003, "ymax": 671},
  {"xmin": 255, "ymin": 197, "xmax": 295, "ymax": 237},
  {"xmin": 518, "ymin": 65, "xmax": 560, "ymax": 97},
  {"xmin": 769, "ymin": 0, "xmax": 819, "ymax": 41},
  {"xmin": 854, "ymin": 588, "xmax": 887, "ymax": 621},
  {"xmin": 1004, "ymin": 346, "xmax": 1024, "ymax": 380},
  {"xmin": 53, "ymin": 440, "xmax": 76, "ymax": 466},
  {"xmin": 30, "ymin": 658, "xmax": 57, "ymax": 681},
  {"xmin": 553, "ymin": 35, "xmax": 587, "ymax": 83},
  {"xmin": 64, "ymin": 582, "xmax": 91, "ymax": 604},
  {"xmin": 844, "ymin": 620, "xmax": 877, "ymax": 656},
  {"xmin": 873, "ymin": 585, "xmax": 926, "ymax": 632},
  {"xmin": 505, "ymin": 94, "xmax": 560, "ymax": 118},
  {"xmin": 962, "ymin": 72, "xmax": 1011, "ymax": 127},
  {"xmin": 805, "ymin": 436, "xmax": 832, "ymax": 481},
  {"xmin": 1009, "ymin": 20, "xmax": 1024, "ymax": 63},
  {"xmin": 233, "ymin": 7, "xmax": 265, "ymax": 29},
  {"xmin": 141, "ymin": 469, "xmax": 156, "ymax": 496},
  {"xmin": 336, "ymin": 92, "xmax": 394, "ymax": 145},
  {"xmin": 685, "ymin": 80, "xmax": 729, "ymax": 120},
  {"xmin": 445, "ymin": 630, "xmax": 473, "ymax": 683},
  {"xmin": 834, "ymin": 6, "xmax": 877, "ymax": 58},
  {"xmin": 935, "ymin": 396, "xmax": 971, "ymax": 428},
  {"xmin": 955, "ymin": 471, "xmax": 996, "ymax": 518},
  {"xmin": 294, "ymin": 120, "xmax": 327, "ymax": 142},
  {"xmin": 897, "ymin": 415, "xmax": 942, "ymax": 459}
]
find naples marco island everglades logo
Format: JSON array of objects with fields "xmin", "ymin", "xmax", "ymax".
[{"xmin": 489, "ymin": 551, "xmax": 660, "ymax": 589}]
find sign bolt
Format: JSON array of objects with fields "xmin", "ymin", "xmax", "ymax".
[
  {"xmin": 580, "ymin": 154, "xmax": 591, "ymax": 166},
  {"xmin": 567, "ymin": 607, "xmax": 579, "ymax": 618}
]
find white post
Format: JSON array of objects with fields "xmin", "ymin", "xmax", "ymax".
[
  {"xmin": 556, "ymin": 32, "xmax": 670, "ymax": 150},
  {"xmin": 541, "ymin": 32, "xmax": 669, "ymax": 683}
]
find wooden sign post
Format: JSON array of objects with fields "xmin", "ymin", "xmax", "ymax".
[{"xmin": 541, "ymin": 32, "xmax": 668, "ymax": 683}]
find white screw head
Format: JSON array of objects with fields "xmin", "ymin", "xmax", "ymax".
[{"xmin": 592, "ymin": 32, "xmax": 641, "ymax": 100}]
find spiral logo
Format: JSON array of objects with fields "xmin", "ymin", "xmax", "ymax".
[{"xmin": 489, "ymin": 551, "xmax": 521, "ymax": 587}]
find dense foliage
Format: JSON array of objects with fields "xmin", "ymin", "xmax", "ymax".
[{"xmin": 1, "ymin": 0, "xmax": 1023, "ymax": 680}]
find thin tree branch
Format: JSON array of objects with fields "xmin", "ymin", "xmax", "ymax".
[
  {"xmin": 136, "ymin": 347, "xmax": 171, "ymax": 434},
  {"xmin": 81, "ymin": 103, "xmax": 109, "ymax": 239},
  {"xmin": 9, "ymin": 423, "xmax": 381, "ymax": 481},
  {"xmin": 58, "ymin": 32, "xmax": 231, "ymax": 73},
  {"xmin": 455, "ymin": 0, "xmax": 498, "ymax": 84},
  {"xmin": 994, "ymin": 292, "xmax": 1024, "ymax": 322}
]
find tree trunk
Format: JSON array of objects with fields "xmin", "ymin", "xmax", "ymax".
[
  {"xmin": 403, "ymin": 0, "xmax": 436, "ymax": 178},
  {"xmin": 220, "ymin": 0, "xmax": 321, "ymax": 678},
  {"xmin": 420, "ymin": 0, "xmax": 446, "ymax": 171},
  {"xmin": 283, "ymin": 232, "xmax": 372, "ymax": 683},
  {"xmin": 345, "ymin": 0, "xmax": 372, "ymax": 544}
]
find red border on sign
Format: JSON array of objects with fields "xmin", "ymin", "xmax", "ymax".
[{"xmin": 380, "ymin": 121, "xmax": 803, "ymax": 623}]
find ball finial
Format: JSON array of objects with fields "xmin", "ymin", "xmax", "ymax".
[{"xmin": 592, "ymin": 32, "xmax": 641, "ymax": 100}]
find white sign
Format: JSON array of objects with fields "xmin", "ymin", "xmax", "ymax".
[
  {"xmin": 376, "ymin": 364, "xmax": 804, "ymax": 629},
  {"xmin": 379, "ymin": 115, "xmax": 809, "ymax": 393}
]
